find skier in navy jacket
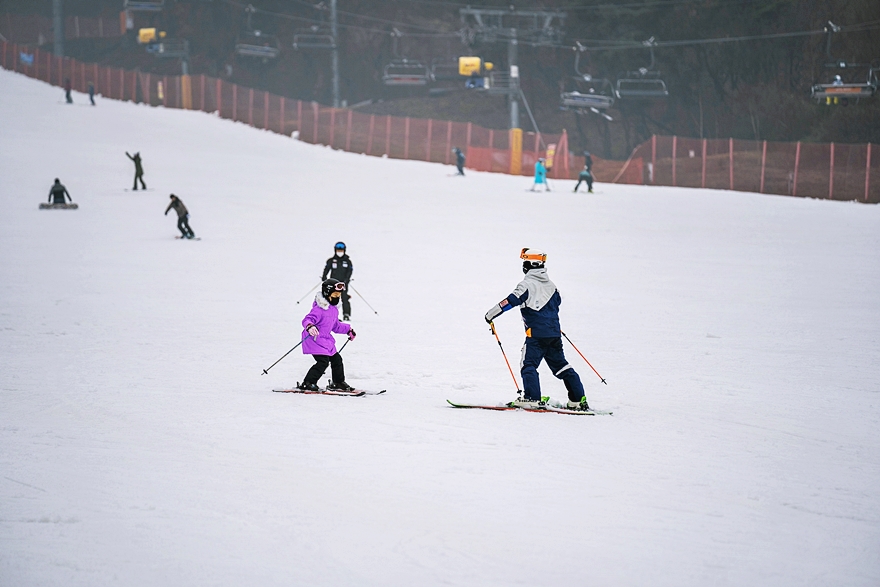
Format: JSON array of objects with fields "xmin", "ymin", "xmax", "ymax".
[
  {"xmin": 322, "ymin": 242, "xmax": 353, "ymax": 320},
  {"xmin": 484, "ymin": 248, "xmax": 589, "ymax": 411}
]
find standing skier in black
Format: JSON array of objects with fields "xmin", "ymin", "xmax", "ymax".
[
  {"xmin": 583, "ymin": 150, "xmax": 593, "ymax": 171},
  {"xmin": 322, "ymin": 242, "xmax": 353, "ymax": 320},
  {"xmin": 47, "ymin": 178, "xmax": 73, "ymax": 204},
  {"xmin": 452, "ymin": 147, "xmax": 466, "ymax": 176},
  {"xmin": 126, "ymin": 152, "xmax": 146, "ymax": 191},
  {"xmin": 164, "ymin": 194, "xmax": 195, "ymax": 239}
]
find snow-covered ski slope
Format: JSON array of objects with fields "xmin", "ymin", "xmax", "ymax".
[{"xmin": 1, "ymin": 69, "xmax": 879, "ymax": 586}]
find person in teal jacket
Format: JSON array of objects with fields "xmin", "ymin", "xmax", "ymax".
[{"xmin": 531, "ymin": 158, "xmax": 550, "ymax": 192}]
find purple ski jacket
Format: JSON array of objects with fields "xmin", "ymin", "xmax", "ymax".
[{"xmin": 301, "ymin": 294, "xmax": 352, "ymax": 355}]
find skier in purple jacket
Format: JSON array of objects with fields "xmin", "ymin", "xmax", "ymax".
[{"xmin": 297, "ymin": 278, "xmax": 356, "ymax": 391}]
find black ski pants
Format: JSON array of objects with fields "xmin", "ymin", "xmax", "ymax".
[
  {"xmin": 303, "ymin": 353, "xmax": 345, "ymax": 386},
  {"xmin": 574, "ymin": 176, "xmax": 593, "ymax": 192},
  {"xmin": 133, "ymin": 173, "xmax": 146, "ymax": 190},
  {"xmin": 177, "ymin": 214, "xmax": 194, "ymax": 237},
  {"xmin": 341, "ymin": 289, "xmax": 351, "ymax": 317}
]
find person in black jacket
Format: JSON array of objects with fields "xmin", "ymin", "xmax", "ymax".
[
  {"xmin": 126, "ymin": 152, "xmax": 146, "ymax": 190},
  {"xmin": 583, "ymin": 150, "xmax": 593, "ymax": 171},
  {"xmin": 48, "ymin": 179, "xmax": 72, "ymax": 204},
  {"xmin": 452, "ymin": 147, "xmax": 466, "ymax": 176},
  {"xmin": 164, "ymin": 194, "xmax": 195, "ymax": 239},
  {"xmin": 322, "ymin": 242, "xmax": 353, "ymax": 320}
]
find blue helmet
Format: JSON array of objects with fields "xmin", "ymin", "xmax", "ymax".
[{"xmin": 334, "ymin": 242, "xmax": 346, "ymax": 252}]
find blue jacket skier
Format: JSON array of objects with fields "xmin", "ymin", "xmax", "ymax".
[
  {"xmin": 484, "ymin": 248, "xmax": 589, "ymax": 411},
  {"xmin": 574, "ymin": 165, "xmax": 593, "ymax": 193},
  {"xmin": 531, "ymin": 159, "xmax": 549, "ymax": 192}
]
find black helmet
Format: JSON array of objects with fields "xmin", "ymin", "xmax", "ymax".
[
  {"xmin": 321, "ymin": 278, "xmax": 345, "ymax": 299},
  {"xmin": 334, "ymin": 241, "xmax": 346, "ymax": 252}
]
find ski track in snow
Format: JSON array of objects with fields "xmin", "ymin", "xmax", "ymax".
[{"xmin": 1, "ymin": 69, "xmax": 879, "ymax": 586}]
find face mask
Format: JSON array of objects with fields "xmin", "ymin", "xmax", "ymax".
[
  {"xmin": 329, "ymin": 296, "xmax": 340, "ymax": 305},
  {"xmin": 335, "ymin": 250, "xmax": 344, "ymax": 257}
]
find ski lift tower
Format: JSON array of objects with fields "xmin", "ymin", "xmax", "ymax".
[{"xmin": 460, "ymin": 7, "xmax": 565, "ymax": 132}]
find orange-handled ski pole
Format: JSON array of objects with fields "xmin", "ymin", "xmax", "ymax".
[
  {"xmin": 489, "ymin": 321, "xmax": 522, "ymax": 392},
  {"xmin": 561, "ymin": 331, "xmax": 607, "ymax": 385}
]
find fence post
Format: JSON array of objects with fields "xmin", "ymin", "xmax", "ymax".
[
  {"xmin": 466, "ymin": 122, "xmax": 473, "ymax": 154},
  {"xmin": 280, "ymin": 95, "xmax": 285, "ymax": 135},
  {"xmin": 163, "ymin": 75, "xmax": 168, "ymax": 107},
  {"xmin": 329, "ymin": 108, "xmax": 336, "ymax": 147},
  {"xmin": 672, "ymin": 135, "xmax": 677, "ymax": 187},
  {"xmin": 385, "ymin": 115, "xmax": 391, "ymax": 156},
  {"xmin": 264, "ymin": 92, "xmax": 269, "ymax": 129},
  {"xmin": 729, "ymin": 137, "xmax": 734, "ymax": 190},
  {"xmin": 445, "ymin": 120, "xmax": 452, "ymax": 164},
  {"xmin": 144, "ymin": 73, "xmax": 151, "ymax": 104},
  {"xmin": 248, "ymin": 88, "xmax": 254, "ymax": 126},
  {"xmin": 426, "ymin": 118, "xmax": 433, "ymax": 162},
  {"xmin": 345, "ymin": 109, "xmax": 352, "ymax": 151},
  {"xmin": 793, "ymin": 141, "xmax": 801, "ymax": 196},
  {"xmin": 701, "ymin": 138, "xmax": 707, "ymax": 188},
  {"xmin": 122, "ymin": 68, "xmax": 126, "ymax": 101},
  {"xmin": 313, "ymin": 103, "xmax": 319, "ymax": 143},
  {"xmin": 828, "ymin": 142, "xmax": 835, "ymax": 200},
  {"xmin": 105, "ymin": 65, "xmax": 110, "ymax": 98},
  {"xmin": 509, "ymin": 128, "xmax": 523, "ymax": 176},
  {"xmin": 760, "ymin": 140, "xmax": 767, "ymax": 193},
  {"xmin": 866, "ymin": 143, "xmax": 872, "ymax": 203},
  {"xmin": 367, "ymin": 114, "xmax": 375, "ymax": 155},
  {"xmin": 404, "ymin": 117, "xmax": 411, "ymax": 159},
  {"xmin": 231, "ymin": 84, "xmax": 238, "ymax": 121},
  {"xmin": 12, "ymin": 42, "xmax": 18, "ymax": 72},
  {"xmin": 296, "ymin": 100, "xmax": 302, "ymax": 135},
  {"xmin": 651, "ymin": 135, "xmax": 657, "ymax": 184},
  {"xmin": 200, "ymin": 75, "xmax": 205, "ymax": 111}
]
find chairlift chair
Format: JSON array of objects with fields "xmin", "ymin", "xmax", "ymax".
[
  {"xmin": 124, "ymin": 0, "xmax": 164, "ymax": 12},
  {"xmin": 383, "ymin": 59, "xmax": 430, "ymax": 86},
  {"xmin": 614, "ymin": 38, "xmax": 669, "ymax": 100},
  {"xmin": 809, "ymin": 23, "xmax": 878, "ymax": 104},
  {"xmin": 561, "ymin": 47, "xmax": 614, "ymax": 109},
  {"xmin": 430, "ymin": 60, "xmax": 461, "ymax": 83},
  {"xmin": 152, "ymin": 39, "xmax": 189, "ymax": 58},
  {"xmin": 235, "ymin": 30, "xmax": 281, "ymax": 59},
  {"xmin": 293, "ymin": 27, "xmax": 335, "ymax": 50}
]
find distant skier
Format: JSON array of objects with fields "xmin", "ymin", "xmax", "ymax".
[
  {"xmin": 126, "ymin": 152, "xmax": 146, "ymax": 190},
  {"xmin": 47, "ymin": 178, "xmax": 73, "ymax": 204},
  {"xmin": 531, "ymin": 158, "xmax": 550, "ymax": 192},
  {"xmin": 296, "ymin": 278, "xmax": 356, "ymax": 391},
  {"xmin": 453, "ymin": 147, "xmax": 466, "ymax": 176},
  {"xmin": 573, "ymin": 165, "xmax": 594, "ymax": 193},
  {"xmin": 583, "ymin": 150, "xmax": 593, "ymax": 171},
  {"xmin": 164, "ymin": 194, "xmax": 195, "ymax": 239},
  {"xmin": 322, "ymin": 242, "xmax": 353, "ymax": 320},
  {"xmin": 63, "ymin": 78, "xmax": 72, "ymax": 104},
  {"xmin": 88, "ymin": 82, "xmax": 95, "ymax": 106},
  {"xmin": 484, "ymin": 248, "xmax": 590, "ymax": 411}
]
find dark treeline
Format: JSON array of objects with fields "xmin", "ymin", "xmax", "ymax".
[{"xmin": 4, "ymin": 0, "xmax": 879, "ymax": 158}]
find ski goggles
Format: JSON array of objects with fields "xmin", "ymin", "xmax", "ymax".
[
  {"xmin": 331, "ymin": 282, "xmax": 346, "ymax": 291},
  {"xmin": 520, "ymin": 248, "xmax": 547, "ymax": 263}
]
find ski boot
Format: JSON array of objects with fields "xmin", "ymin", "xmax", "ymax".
[
  {"xmin": 296, "ymin": 381, "xmax": 320, "ymax": 391},
  {"xmin": 342, "ymin": 314, "xmax": 351, "ymax": 321},
  {"xmin": 508, "ymin": 393, "xmax": 549, "ymax": 409},
  {"xmin": 327, "ymin": 381, "xmax": 354, "ymax": 392},
  {"xmin": 566, "ymin": 397, "xmax": 591, "ymax": 412}
]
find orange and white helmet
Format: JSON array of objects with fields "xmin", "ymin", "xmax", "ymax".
[{"xmin": 520, "ymin": 248, "xmax": 547, "ymax": 269}]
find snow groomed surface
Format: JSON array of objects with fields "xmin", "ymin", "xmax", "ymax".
[{"xmin": 1, "ymin": 69, "xmax": 879, "ymax": 586}]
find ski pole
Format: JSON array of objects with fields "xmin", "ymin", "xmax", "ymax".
[
  {"xmin": 561, "ymin": 331, "xmax": 607, "ymax": 384},
  {"xmin": 489, "ymin": 321, "xmax": 522, "ymax": 392},
  {"xmin": 350, "ymin": 284, "xmax": 378, "ymax": 314},
  {"xmin": 261, "ymin": 339, "xmax": 305, "ymax": 375},
  {"xmin": 296, "ymin": 282, "xmax": 321, "ymax": 305},
  {"xmin": 337, "ymin": 337, "xmax": 351, "ymax": 354}
]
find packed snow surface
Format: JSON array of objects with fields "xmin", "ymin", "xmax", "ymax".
[{"xmin": 1, "ymin": 69, "xmax": 879, "ymax": 586}]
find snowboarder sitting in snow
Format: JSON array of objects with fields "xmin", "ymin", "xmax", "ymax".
[
  {"xmin": 297, "ymin": 278, "xmax": 357, "ymax": 391},
  {"xmin": 126, "ymin": 151, "xmax": 146, "ymax": 191},
  {"xmin": 484, "ymin": 248, "xmax": 590, "ymax": 411},
  {"xmin": 164, "ymin": 194, "xmax": 195, "ymax": 239},
  {"xmin": 453, "ymin": 147, "xmax": 466, "ymax": 176},
  {"xmin": 531, "ymin": 158, "xmax": 549, "ymax": 192},
  {"xmin": 48, "ymin": 178, "xmax": 73, "ymax": 204},
  {"xmin": 322, "ymin": 242, "xmax": 353, "ymax": 320},
  {"xmin": 574, "ymin": 165, "xmax": 594, "ymax": 193}
]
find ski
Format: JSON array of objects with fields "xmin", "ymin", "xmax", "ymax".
[
  {"xmin": 274, "ymin": 388, "xmax": 366, "ymax": 397},
  {"xmin": 446, "ymin": 399, "xmax": 611, "ymax": 416},
  {"xmin": 175, "ymin": 236, "xmax": 202, "ymax": 240},
  {"xmin": 325, "ymin": 381, "xmax": 386, "ymax": 395}
]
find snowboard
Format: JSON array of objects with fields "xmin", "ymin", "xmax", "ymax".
[
  {"xmin": 39, "ymin": 203, "xmax": 78, "ymax": 210},
  {"xmin": 446, "ymin": 399, "xmax": 612, "ymax": 416}
]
